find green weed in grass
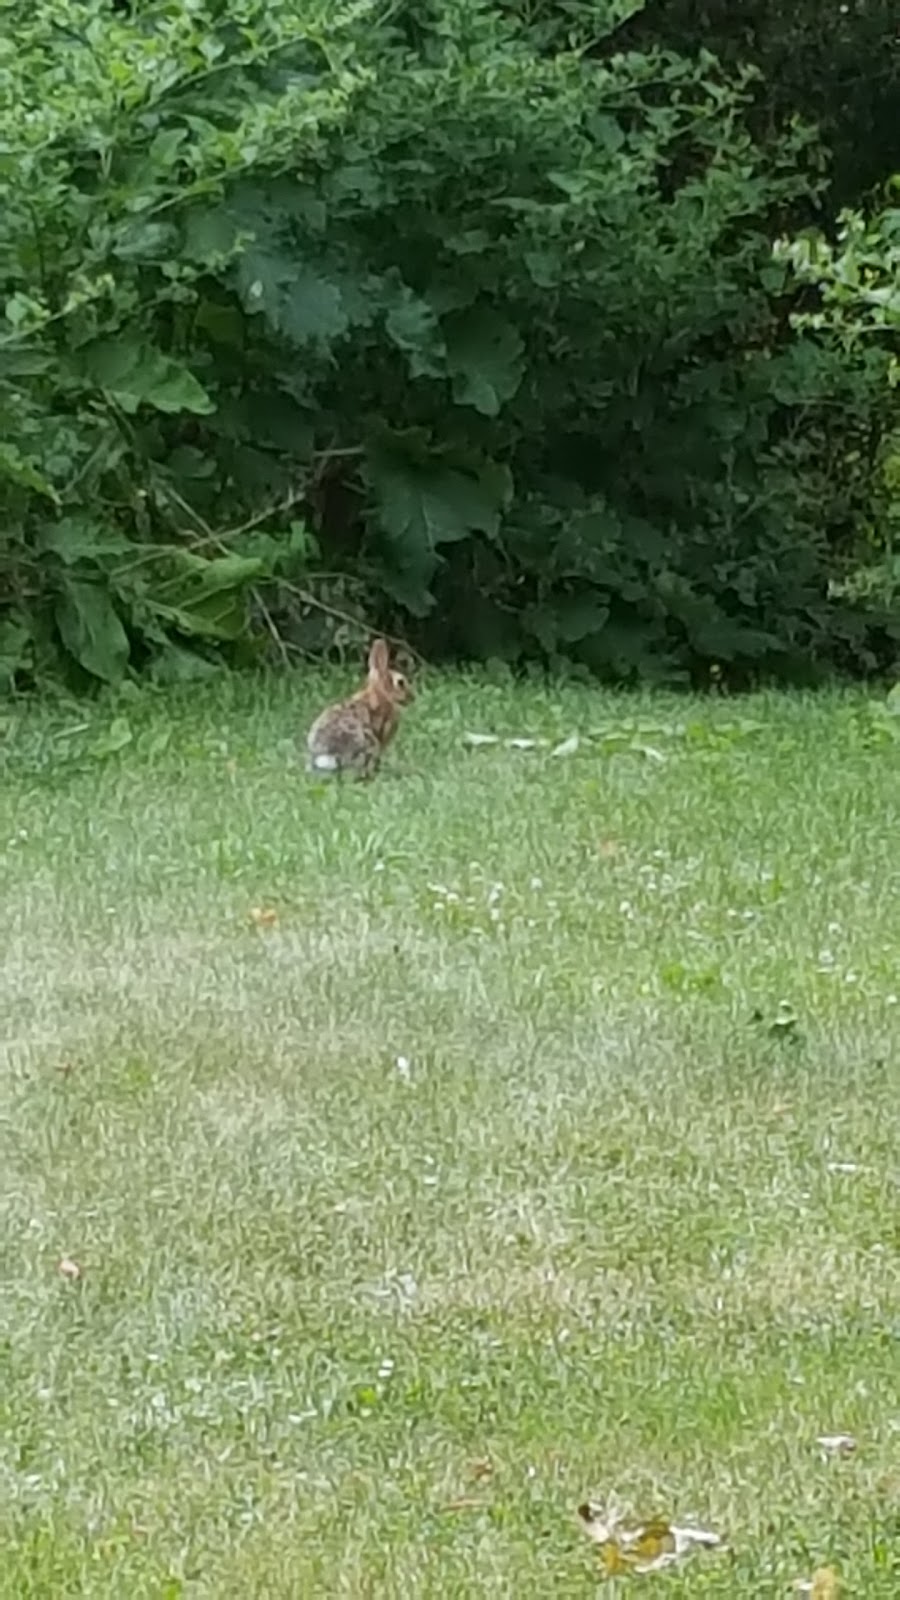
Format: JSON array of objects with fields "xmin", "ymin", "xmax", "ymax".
[{"xmin": 0, "ymin": 676, "xmax": 898, "ymax": 1596}]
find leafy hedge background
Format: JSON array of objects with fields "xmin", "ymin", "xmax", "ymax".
[{"xmin": 2, "ymin": 0, "xmax": 900, "ymax": 690}]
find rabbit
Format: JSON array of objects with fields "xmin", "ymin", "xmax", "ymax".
[{"xmin": 306, "ymin": 638, "xmax": 414, "ymax": 778}]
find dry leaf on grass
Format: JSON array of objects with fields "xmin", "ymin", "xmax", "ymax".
[
  {"xmin": 57, "ymin": 1257, "xmax": 82, "ymax": 1281},
  {"xmin": 551, "ymin": 733, "xmax": 580, "ymax": 757},
  {"xmin": 248, "ymin": 906, "xmax": 278, "ymax": 928},
  {"xmin": 816, "ymin": 1433, "xmax": 857, "ymax": 1457},
  {"xmin": 577, "ymin": 1502, "xmax": 722, "ymax": 1575},
  {"xmin": 469, "ymin": 1457, "xmax": 494, "ymax": 1481},
  {"xmin": 464, "ymin": 729, "xmax": 668, "ymax": 760},
  {"xmin": 793, "ymin": 1566, "xmax": 841, "ymax": 1598},
  {"xmin": 462, "ymin": 732, "xmax": 547, "ymax": 750}
]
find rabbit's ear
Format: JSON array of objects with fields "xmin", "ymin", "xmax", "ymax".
[{"xmin": 368, "ymin": 638, "xmax": 390, "ymax": 677}]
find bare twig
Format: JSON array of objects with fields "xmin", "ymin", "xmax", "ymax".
[
  {"xmin": 253, "ymin": 588, "xmax": 292, "ymax": 669},
  {"xmin": 208, "ymin": 488, "xmax": 307, "ymax": 549}
]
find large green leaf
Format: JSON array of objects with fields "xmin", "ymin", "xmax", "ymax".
[
  {"xmin": 524, "ymin": 593, "xmax": 611, "ymax": 653},
  {"xmin": 237, "ymin": 244, "xmax": 350, "ymax": 348},
  {"xmin": 277, "ymin": 271, "xmax": 348, "ymax": 347},
  {"xmin": 384, "ymin": 289, "xmax": 446, "ymax": 378},
  {"xmin": 555, "ymin": 593, "xmax": 612, "ymax": 642},
  {"xmin": 55, "ymin": 577, "xmax": 130, "ymax": 682},
  {"xmin": 76, "ymin": 339, "xmax": 214, "ymax": 416},
  {"xmin": 367, "ymin": 441, "xmax": 510, "ymax": 612},
  {"xmin": 38, "ymin": 517, "xmax": 132, "ymax": 566},
  {"xmin": 147, "ymin": 551, "xmax": 266, "ymax": 641},
  {"xmin": 181, "ymin": 208, "xmax": 244, "ymax": 266},
  {"xmin": 0, "ymin": 441, "xmax": 59, "ymax": 502},
  {"xmin": 153, "ymin": 593, "xmax": 249, "ymax": 641},
  {"xmin": 0, "ymin": 345, "xmax": 53, "ymax": 379},
  {"xmin": 444, "ymin": 307, "xmax": 525, "ymax": 417},
  {"xmin": 163, "ymin": 551, "xmax": 266, "ymax": 595},
  {"xmin": 111, "ymin": 219, "xmax": 180, "ymax": 263}
]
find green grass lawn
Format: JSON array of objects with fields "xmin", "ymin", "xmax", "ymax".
[{"xmin": 1, "ymin": 673, "xmax": 899, "ymax": 1597}]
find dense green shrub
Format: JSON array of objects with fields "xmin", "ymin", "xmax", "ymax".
[
  {"xmin": 0, "ymin": 0, "xmax": 896, "ymax": 691},
  {"xmin": 618, "ymin": 0, "xmax": 900, "ymax": 205},
  {"xmin": 779, "ymin": 204, "xmax": 900, "ymax": 611}
]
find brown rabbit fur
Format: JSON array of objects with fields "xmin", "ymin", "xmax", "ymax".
[{"xmin": 306, "ymin": 638, "xmax": 414, "ymax": 778}]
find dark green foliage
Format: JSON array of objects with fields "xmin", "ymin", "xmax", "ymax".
[
  {"xmin": 0, "ymin": 0, "xmax": 897, "ymax": 691},
  {"xmin": 623, "ymin": 0, "xmax": 900, "ymax": 204},
  {"xmin": 779, "ymin": 208, "xmax": 900, "ymax": 616},
  {"xmin": 514, "ymin": 0, "xmax": 900, "ymax": 204}
]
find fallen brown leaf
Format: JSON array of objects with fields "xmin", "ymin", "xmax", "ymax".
[
  {"xmin": 793, "ymin": 1566, "xmax": 841, "ymax": 1598},
  {"xmin": 441, "ymin": 1498, "xmax": 484, "ymax": 1513},
  {"xmin": 551, "ymin": 733, "xmax": 580, "ymax": 758},
  {"xmin": 577, "ymin": 1502, "xmax": 722, "ymax": 1575},
  {"xmin": 57, "ymin": 1257, "xmax": 82, "ymax": 1281},
  {"xmin": 469, "ymin": 1458, "xmax": 494, "ymax": 1482},
  {"xmin": 249, "ymin": 906, "xmax": 278, "ymax": 928}
]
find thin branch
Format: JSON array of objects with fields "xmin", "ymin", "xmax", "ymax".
[
  {"xmin": 253, "ymin": 587, "xmax": 292, "ymax": 669},
  {"xmin": 213, "ymin": 489, "xmax": 307, "ymax": 548}
]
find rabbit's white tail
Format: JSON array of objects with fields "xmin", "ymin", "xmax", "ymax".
[{"xmin": 309, "ymin": 752, "xmax": 339, "ymax": 773}]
